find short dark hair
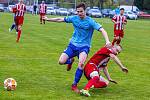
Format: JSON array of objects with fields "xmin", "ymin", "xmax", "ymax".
[
  {"xmin": 120, "ymin": 8, "xmax": 124, "ymax": 10},
  {"xmin": 76, "ymin": 3, "xmax": 86, "ymax": 10}
]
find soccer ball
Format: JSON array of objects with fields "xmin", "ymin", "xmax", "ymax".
[{"xmin": 4, "ymin": 78, "xmax": 17, "ymax": 91}]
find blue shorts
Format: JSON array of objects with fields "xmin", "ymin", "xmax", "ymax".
[{"xmin": 64, "ymin": 43, "xmax": 90, "ymax": 58}]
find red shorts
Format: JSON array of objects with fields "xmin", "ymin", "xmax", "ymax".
[
  {"xmin": 15, "ymin": 16, "xmax": 24, "ymax": 26},
  {"xmin": 84, "ymin": 63, "xmax": 99, "ymax": 80},
  {"xmin": 114, "ymin": 30, "xmax": 124, "ymax": 38},
  {"xmin": 40, "ymin": 13, "xmax": 46, "ymax": 17}
]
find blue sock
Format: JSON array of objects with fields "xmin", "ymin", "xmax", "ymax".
[
  {"xmin": 73, "ymin": 68, "xmax": 83, "ymax": 85},
  {"xmin": 11, "ymin": 23, "xmax": 15, "ymax": 30},
  {"xmin": 64, "ymin": 59, "xmax": 72, "ymax": 64}
]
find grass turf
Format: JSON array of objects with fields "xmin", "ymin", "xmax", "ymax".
[{"xmin": 0, "ymin": 12, "xmax": 150, "ymax": 100}]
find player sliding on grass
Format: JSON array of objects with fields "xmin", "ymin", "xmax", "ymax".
[
  {"xmin": 11, "ymin": 0, "xmax": 26, "ymax": 42},
  {"xmin": 43, "ymin": 3, "xmax": 111, "ymax": 93},
  {"xmin": 80, "ymin": 45, "xmax": 128, "ymax": 97}
]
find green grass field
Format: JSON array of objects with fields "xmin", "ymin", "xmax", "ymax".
[{"xmin": 0, "ymin": 12, "xmax": 150, "ymax": 100}]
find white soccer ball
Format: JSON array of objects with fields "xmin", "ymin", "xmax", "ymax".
[{"xmin": 4, "ymin": 78, "xmax": 17, "ymax": 91}]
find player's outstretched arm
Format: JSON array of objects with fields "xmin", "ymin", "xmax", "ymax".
[
  {"xmin": 109, "ymin": 54, "xmax": 128, "ymax": 73},
  {"xmin": 103, "ymin": 67, "xmax": 117, "ymax": 84},
  {"xmin": 43, "ymin": 16, "xmax": 65, "ymax": 22},
  {"xmin": 99, "ymin": 28, "xmax": 111, "ymax": 47}
]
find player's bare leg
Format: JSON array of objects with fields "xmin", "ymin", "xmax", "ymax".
[
  {"xmin": 59, "ymin": 53, "xmax": 75, "ymax": 71},
  {"xmin": 58, "ymin": 53, "xmax": 69, "ymax": 65},
  {"xmin": 72, "ymin": 52, "xmax": 87, "ymax": 93},
  {"xmin": 59, "ymin": 53, "xmax": 80, "ymax": 93}
]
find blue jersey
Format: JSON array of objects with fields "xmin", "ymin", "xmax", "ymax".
[{"xmin": 64, "ymin": 15, "xmax": 102, "ymax": 47}]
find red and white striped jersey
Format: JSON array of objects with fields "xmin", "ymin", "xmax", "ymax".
[
  {"xmin": 112, "ymin": 14, "xmax": 127, "ymax": 31},
  {"xmin": 39, "ymin": 4, "xmax": 47, "ymax": 14},
  {"xmin": 14, "ymin": 3, "xmax": 26, "ymax": 17},
  {"xmin": 88, "ymin": 47, "xmax": 113, "ymax": 67}
]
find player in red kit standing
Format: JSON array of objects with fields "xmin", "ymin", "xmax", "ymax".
[
  {"xmin": 39, "ymin": 1, "xmax": 47, "ymax": 24},
  {"xmin": 112, "ymin": 8, "xmax": 127, "ymax": 45},
  {"xmin": 12, "ymin": 0, "xmax": 26, "ymax": 42},
  {"xmin": 80, "ymin": 45, "xmax": 128, "ymax": 97}
]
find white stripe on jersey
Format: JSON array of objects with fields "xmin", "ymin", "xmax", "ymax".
[
  {"xmin": 15, "ymin": 4, "xmax": 26, "ymax": 17},
  {"xmin": 120, "ymin": 16, "xmax": 122, "ymax": 30},
  {"xmin": 40, "ymin": 4, "xmax": 46, "ymax": 13},
  {"xmin": 116, "ymin": 15, "xmax": 119, "ymax": 30},
  {"xmin": 113, "ymin": 15, "xmax": 126, "ymax": 30}
]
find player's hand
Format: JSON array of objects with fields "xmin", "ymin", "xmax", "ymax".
[
  {"xmin": 123, "ymin": 22, "xmax": 127, "ymax": 25},
  {"xmin": 42, "ymin": 16, "xmax": 48, "ymax": 20},
  {"xmin": 115, "ymin": 22, "xmax": 119, "ymax": 24},
  {"xmin": 109, "ymin": 79, "xmax": 117, "ymax": 84},
  {"xmin": 122, "ymin": 67, "xmax": 128, "ymax": 73}
]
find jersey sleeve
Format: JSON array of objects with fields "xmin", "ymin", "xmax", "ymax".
[
  {"xmin": 124, "ymin": 16, "xmax": 127, "ymax": 23},
  {"xmin": 12, "ymin": 5, "xmax": 17, "ymax": 13},
  {"xmin": 112, "ymin": 15, "xmax": 117, "ymax": 22},
  {"xmin": 90, "ymin": 19, "xmax": 102, "ymax": 31},
  {"xmin": 64, "ymin": 16, "xmax": 74, "ymax": 23}
]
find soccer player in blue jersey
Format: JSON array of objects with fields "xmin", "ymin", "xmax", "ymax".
[{"xmin": 43, "ymin": 3, "xmax": 111, "ymax": 93}]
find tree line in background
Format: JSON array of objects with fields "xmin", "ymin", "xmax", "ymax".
[
  {"xmin": 8, "ymin": 0, "xmax": 150, "ymax": 11},
  {"xmin": 134, "ymin": 0, "xmax": 150, "ymax": 11},
  {"xmin": 30, "ymin": 0, "xmax": 150, "ymax": 11}
]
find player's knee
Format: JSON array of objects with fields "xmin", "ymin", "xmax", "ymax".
[
  {"xmin": 58, "ymin": 60, "xmax": 65, "ymax": 65},
  {"xmin": 58, "ymin": 53, "xmax": 69, "ymax": 65},
  {"xmin": 58, "ymin": 57, "xmax": 66, "ymax": 65},
  {"xmin": 78, "ymin": 62, "xmax": 84, "ymax": 68},
  {"xmin": 18, "ymin": 26, "xmax": 21, "ymax": 30}
]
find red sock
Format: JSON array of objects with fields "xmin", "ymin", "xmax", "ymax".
[
  {"xmin": 112, "ymin": 38, "xmax": 117, "ymax": 45},
  {"xmin": 93, "ymin": 80, "xmax": 107, "ymax": 88},
  {"xmin": 16, "ymin": 30, "xmax": 21, "ymax": 42},
  {"xmin": 84, "ymin": 76, "xmax": 99, "ymax": 90}
]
